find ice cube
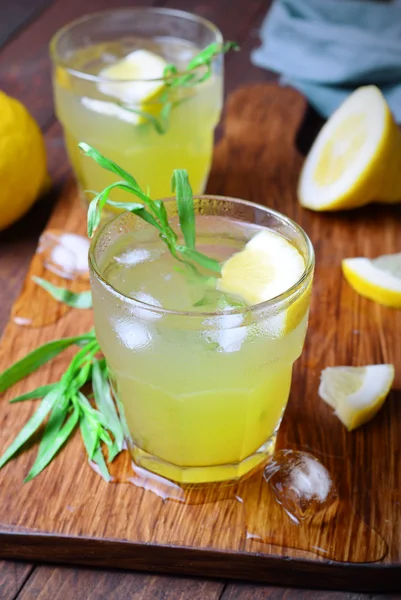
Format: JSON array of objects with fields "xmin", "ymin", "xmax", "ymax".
[
  {"xmin": 204, "ymin": 313, "xmax": 247, "ymax": 353},
  {"xmin": 112, "ymin": 318, "xmax": 152, "ymax": 350},
  {"xmin": 39, "ymin": 232, "xmax": 89, "ymax": 279},
  {"xmin": 115, "ymin": 248, "xmax": 162, "ymax": 266},
  {"xmin": 81, "ymin": 97, "xmax": 139, "ymax": 125},
  {"xmin": 131, "ymin": 291, "xmax": 163, "ymax": 322},
  {"xmin": 264, "ymin": 449, "xmax": 337, "ymax": 524}
]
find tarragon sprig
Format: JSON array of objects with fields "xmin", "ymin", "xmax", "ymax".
[
  {"xmin": 0, "ymin": 331, "xmax": 95, "ymax": 393},
  {"xmin": 32, "ymin": 145, "xmax": 223, "ymax": 309},
  {"xmin": 0, "ymin": 333, "xmax": 127, "ymax": 482},
  {"xmin": 80, "ymin": 143, "xmax": 222, "ymax": 275},
  {"xmin": 164, "ymin": 41, "xmax": 239, "ymax": 88},
  {"xmin": 123, "ymin": 41, "xmax": 239, "ymax": 134}
]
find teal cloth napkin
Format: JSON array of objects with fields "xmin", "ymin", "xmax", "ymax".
[{"xmin": 251, "ymin": 0, "xmax": 401, "ymax": 122}]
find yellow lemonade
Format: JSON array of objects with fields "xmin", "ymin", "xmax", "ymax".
[
  {"xmin": 89, "ymin": 198, "xmax": 314, "ymax": 483},
  {"xmin": 51, "ymin": 11, "xmax": 223, "ymax": 201}
]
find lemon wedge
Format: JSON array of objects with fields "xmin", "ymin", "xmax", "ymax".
[
  {"xmin": 298, "ymin": 85, "xmax": 401, "ymax": 211},
  {"xmin": 85, "ymin": 49, "xmax": 168, "ymax": 125},
  {"xmin": 319, "ymin": 364, "xmax": 395, "ymax": 430},
  {"xmin": 342, "ymin": 253, "xmax": 401, "ymax": 307},
  {"xmin": 217, "ymin": 230, "xmax": 305, "ymax": 306}
]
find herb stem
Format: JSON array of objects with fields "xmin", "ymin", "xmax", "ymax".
[{"xmin": 80, "ymin": 144, "xmax": 222, "ymax": 276}]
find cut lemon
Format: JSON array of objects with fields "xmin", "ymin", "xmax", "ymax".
[
  {"xmin": 217, "ymin": 230, "xmax": 305, "ymax": 310},
  {"xmin": 319, "ymin": 364, "xmax": 394, "ymax": 430},
  {"xmin": 298, "ymin": 85, "xmax": 401, "ymax": 211},
  {"xmin": 342, "ymin": 253, "xmax": 401, "ymax": 307},
  {"xmin": 95, "ymin": 49, "xmax": 168, "ymax": 124}
]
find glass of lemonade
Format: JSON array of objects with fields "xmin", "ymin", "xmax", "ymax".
[
  {"xmin": 50, "ymin": 8, "xmax": 223, "ymax": 201},
  {"xmin": 89, "ymin": 197, "xmax": 314, "ymax": 484}
]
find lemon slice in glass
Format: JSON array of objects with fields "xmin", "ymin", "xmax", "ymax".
[
  {"xmin": 319, "ymin": 364, "xmax": 395, "ymax": 430},
  {"xmin": 82, "ymin": 50, "xmax": 168, "ymax": 125},
  {"xmin": 342, "ymin": 252, "xmax": 401, "ymax": 307},
  {"xmin": 217, "ymin": 230, "xmax": 308, "ymax": 334},
  {"xmin": 298, "ymin": 85, "xmax": 401, "ymax": 211},
  {"xmin": 99, "ymin": 49, "xmax": 167, "ymax": 104}
]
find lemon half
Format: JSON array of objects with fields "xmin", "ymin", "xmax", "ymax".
[
  {"xmin": 342, "ymin": 253, "xmax": 401, "ymax": 307},
  {"xmin": 298, "ymin": 86, "xmax": 401, "ymax": 211},
  {"xmin": 319, "ymin": 364, "xmax": 395, "ymax": 430}
]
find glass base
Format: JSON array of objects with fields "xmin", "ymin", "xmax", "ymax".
[{"xmin": 130, "ymin": 434, "xmax": 277, "ymax": 484}]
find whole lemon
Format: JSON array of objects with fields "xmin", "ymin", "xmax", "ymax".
[{"xmin": 0, "ymin": 91, "xmax": 48, "ymax": 230}]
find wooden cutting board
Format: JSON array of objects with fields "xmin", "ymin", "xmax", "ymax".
[{"xmin": 0, "ymin": 84, "xmax": 400, "ymax": 592}]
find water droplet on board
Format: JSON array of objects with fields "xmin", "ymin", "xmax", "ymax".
[
  {"xmin": 12, "ymin": 229, "xmax": 91, "ymax": 328},
  {"xmin": 103, "ymin": 448, "xmax": 239, "ymax": 504},
  {"xmin": 13, "ymin": 316, "xmax": 33, "ymax": 327}
]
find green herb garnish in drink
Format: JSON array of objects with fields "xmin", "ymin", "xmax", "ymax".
[
  {"xmin": 80, "ymin": 143, "xmax": 222, "ymax": 275},
  {"xmin": 122, "ymin": 41, "xmax": 239, "ymax": 134},
  {"xmin": 52, "ymin": 8, "xmax": 238, "ymax": 201}
]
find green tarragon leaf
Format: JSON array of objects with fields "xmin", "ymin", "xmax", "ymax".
[
  {"xmin": 33, "ymin": 277, "xmax": 93, "ymax": 309},
  {"xmin": 177, "ymin": 245, "xmax": 221, "ymax": 274},
  {"xmin": 25, "ymin": 404, "xmax": 80, "ymax": 482},
  {"xmin": 78, "ymin": 397, "xmax": 112, "ymax": 483},
  {"xmin": 86, "ymin": 181, "xmax": 142, "ymax": 237},
  {"xmin": 92, "ymin": 360, "xmax": 124, "ymax": 459},
  {"xmin": 79, "ymin": 143, "xmax": 141, "ymax": 189},
  {"xmin": 172, "ymin": 169, "xmax": 195, "ymax": 250},
  {"xmin": 9, "ymin": 383, "xmax": 58, "ymax": 404},
  {"xmin": 0, "ymin": 386, "xmax": 61, "ymax": 469},
  {"xmin": 0, "ymin": 331, "xmax": 95, "ymax": 395}
]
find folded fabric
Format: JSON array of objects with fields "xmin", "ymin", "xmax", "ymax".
[{"xmin": 251, "ymin": 0, "xmax": 401, "ymax": 121}]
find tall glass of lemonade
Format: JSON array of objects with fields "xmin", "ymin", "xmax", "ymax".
[
  {"xmin": 50, "ymin": 8, "xmax": 223, "ymax": 201},
  {"xmin": 89, "ymin": 196, "xmax": 314, "ymax": 484}
]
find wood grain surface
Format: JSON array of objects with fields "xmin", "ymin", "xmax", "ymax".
[
  {"xmin": 1, "ymin": 0, "xmax": 399, "ymax": 598},
  {"xmin": 0, "ymin": 82, "xmax": 400, "ymax": 593}
]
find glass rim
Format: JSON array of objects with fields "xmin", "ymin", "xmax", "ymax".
[
  {"xmin": 49, "ymin": 7, "xmax": 224, "ymax": 85},
  {"xmin": 89, "ymin": 195, "xmax": 315, "ymax": 319}
]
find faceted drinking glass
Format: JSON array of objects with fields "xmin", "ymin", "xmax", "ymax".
[
  {"xmin": 50, "ymin": 8, "xmax": 223, "ymax": 202},
  {"xmin": 89, "ymin": 197, "xmax": 314, "ymax": 484}
]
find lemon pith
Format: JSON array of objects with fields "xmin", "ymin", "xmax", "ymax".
[
  {"xmin": 0, "ymin": 92, "xmax": 48, "ymax": 231},
  {"xmin": 319, "ymin": 364, "xmax": 395, "ymax": 430},
  {"xmin": 298, "ymin": 85, "xmax": 401, "ymax": 211},
  {"xmin": 342, "ymin": 253, "xmax": 401, "ymax": 308}
]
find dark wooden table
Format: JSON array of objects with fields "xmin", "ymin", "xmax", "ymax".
[{"xmin": 0, "ymin": 1, "xmax": 400, "ymax": 598}]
